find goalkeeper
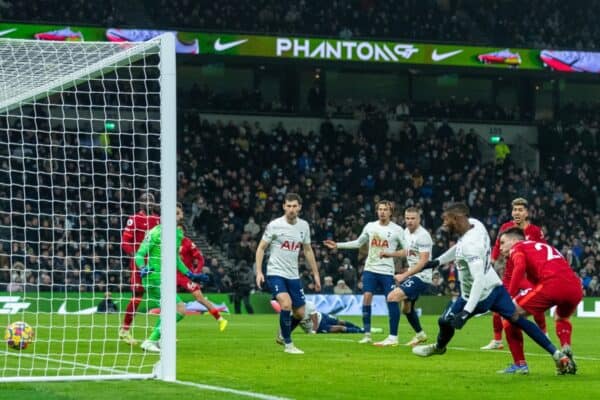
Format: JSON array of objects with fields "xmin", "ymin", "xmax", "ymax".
[{"xmin": 136, "ymin": 203, "xmax": 208, "ymax": 353}]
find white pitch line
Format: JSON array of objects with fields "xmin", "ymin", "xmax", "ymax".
[
  {"xmin": 0, "ymin": 349, "xmax": 134, "ymax": 375},
  {"xmin": 174, "ymin": 380, "xmax": 293, "ymax": 400},
  {"xmin": 1, "ymin": 350, "xmax": 293, "ymax": 399}
]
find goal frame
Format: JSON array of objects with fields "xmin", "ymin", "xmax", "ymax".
[{"xmin": 0, "ymin": 33, "xmax": 177, "ymax": 383}]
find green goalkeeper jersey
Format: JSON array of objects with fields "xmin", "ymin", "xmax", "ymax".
[{"xmin": 135, "ymin": 224, "xmax": 190, "ymax": 279}]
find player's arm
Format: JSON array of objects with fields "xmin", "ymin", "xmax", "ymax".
[
  {"xmin": 463, "ymin": 254, "xmax": 487, "ymax": 313},
  {"xmin": 310, "ymin": 313, "xmax": 319, "ymax": 333},
  {"xmin": 396, "ymin": 250, "xmax": 430, "ymax": 282},
  {"xmin": 490, "ymin": 235, "xmax": 502, "ymax": 263},
  {"xmin": 255, "ymin": 239, "xmax": 269, "ymax": 289},
  {"xmin": 134, "ymin": 231, "xmax": 152, "ymax": 268},
  {"xmin": 434, "ymin": 244, "xmax": 456, "ymax": 266},
  {"xmin": 507, "ymin": 251, "xmax": 527, "ymax": 297},
  {"xmin": 121, "ymin": 217, "xmax": 136, "ymax": 255},
  {"xmin": 380, "ymin": 249, "xmax": 407, "ymax": 258},
  {"xmin": 324, "ymin": 226, "xmax": 369, "ymax": 249},
  {"xmin": 303, "ymin": 243, "xmax": 321, "ymax": 292},
  {"xmin": 533, "ymin": 226, "xmax": 546, "ymax": 244},
  {"xmin": 191, "ymin": 242, "xmax": 205, "ymax": 270}
]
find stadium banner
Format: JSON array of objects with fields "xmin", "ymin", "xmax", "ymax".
[{"xmin": 0, "ymin": 22, "xmax": 598, "ymax": 72}]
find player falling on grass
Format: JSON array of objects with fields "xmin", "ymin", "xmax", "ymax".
[
  {"xmin": 380, "ymin": 207, "xmax": 433, "ymax": 346},
  {"xmin": 296, "ymin": 301, "xmax": 381, "ymax": 334},
  {"xmin": 255, "ymin": 193, "xmax": 321, "ymax": 354},
  {"xmin": 177, "ymin": 225, "xmax": 228, "ymax": 332},
  {"xmin": 324, "ymin": 200, "xmax": 405, "ymax": 346},
  {"xmin": 497, "ymin": 228, "xmax": 582, "ymax": 374},
  {"xmin": 481, "ymin": 197, "xmax": 547, "ymax": 350},
  {"xmin": 119, "ymin": 192, "xmax": 160, "ymax": 345},
  {"xmin": 136, "ymin": 203, "xmax": 209, "ymax": 352},
  {"xmin": 411, "ymin": 203, "xmax": 575, "ymax": 375}
]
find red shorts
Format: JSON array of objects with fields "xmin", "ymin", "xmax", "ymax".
[
  {"xmin": 129, "ymin": 259, "xmax": 145, "ymax": 296},
  {"xmin": 517, "ymin": 277, "xmax": 583, "ymax": 318},
  {"xmin": 176, "ymin": 272, "xmax": 200, "ymax": 293}
]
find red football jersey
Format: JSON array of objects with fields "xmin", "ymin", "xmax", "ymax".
[
  {"xmin": 121, "ymin": 211, "xmax": 160, "ymax": 256},
  {"xmin": 507, "ymin": 240, "xmax": 578, "ymax": 296},
  {"xmin": 179, "ymin": 237, "xmax": 205, "ymax": 274},
  {"xmin": 491, "ymin": 221, "xmax": 545, "ymax": 261}
]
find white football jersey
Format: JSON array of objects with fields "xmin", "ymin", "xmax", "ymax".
[
  {"xmin": 404, "ymin": 226, "xmax": 433, "ymax": 284},
  {"xmin": 456, "ymin": 218, "xmax": 502, "ymax": 312},
  {"xmin": 261, "ymin": 216, "xmax": 311, "ymax": 279},
  {"xmin": 337, "ymin": 221, "xmax": 405, "ymax": 276},
  {"xmin": 301, "ymin": 301, "xmax": 322, "ymax": 331}
]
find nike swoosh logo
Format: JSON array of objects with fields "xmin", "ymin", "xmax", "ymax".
[
  {"xmin": 214, "ymin": 38, "xmax": 248, "ymax": 52},
  {"xmin": 431, "ymin": 49, "xmax": 463, "ymax": 62},
  {"xmin": 0, "ymin": 28, "xmax": 17, "ymax": 37}
]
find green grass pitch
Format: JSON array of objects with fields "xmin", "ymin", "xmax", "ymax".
[{"xmin": 1, "ymin": 312, "xmax": 599, "ymax": 400}]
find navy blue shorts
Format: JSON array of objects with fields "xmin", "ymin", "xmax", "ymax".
[
  {"xmin": 399, "ymin": 276, "xmax": 429, "ymax": 301},
  {"xmin": 317, "ymin": 313, "xmax": 339, "ymax": 333},
  {"xmin": 267, "ymin": 276, "xmax": 306, "ymax": 309},
  {"xmin": 362, "ymin": 271, "xmax": 395, "ymax": 296},
  {"xmin": 441, "ymin": 285, "xmax": 516, "ymax": 324}
]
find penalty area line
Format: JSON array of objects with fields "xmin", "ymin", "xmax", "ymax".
[{"xmin": 174, "ymin": 379, "xmax": 293, "ymax": 400}]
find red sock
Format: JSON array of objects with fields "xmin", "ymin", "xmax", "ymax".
[
  {"xmin": 555, "ymin": 319, "xmax": 572, "ymax": 347},
  {"xmin": 209, "ymin": 308, "xmax": 221, "ymax": 320},
  {"xmin": 533, "ymin": 311, "xmax": 547, "ymax": 334},
  {"xmin": 122, "ymin": 297, "xmax": 142, "ymax": 330},
  {"xmin": 504, "ymin": 321, "xmax": 526, "ymax": 365},
  {"xmin": 493, "ymin": 312, "xmax": 503, "ymax": 341}
]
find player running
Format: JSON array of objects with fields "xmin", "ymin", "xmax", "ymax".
[
  {"xmin": 411, "ymin": 203, "xmax": 575, "ymax": 375},
  {"xmin": 324, "ymin": 200, "xmax": 405, "ymax": 346},
  {"xmin": 136, "ymin": 203, "xmax": 208, "ymax": 352},
  {"xmin": 255, "ymin": 193, "xmax": 321, "ymax": 354},
  {"xmin": 119, "ymin": 193, "xmax": 160, "ymax": 345},
  {"xmin": 177, "ymin": 227, "xmax": 228, "ymax": 332},
  {"xmin": 498, "ymin": 228, "xmax": 583, "ymax": 374},
  {"xmin": 381, "ymin": 207, "xmax": 433, "ymax": 346},
  {"xmin": 482, "ymin": 197, "xmax": 547, "ymax": 350}
]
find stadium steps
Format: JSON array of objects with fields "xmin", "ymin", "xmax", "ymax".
[{"xmin": 183, "ymin": 221, "xmax": 235, "ymax": 271}]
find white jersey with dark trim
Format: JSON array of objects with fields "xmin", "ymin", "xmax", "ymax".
[
  {"xmin": 261, "ymin": 216, "xmax": 311, "ymax": 279},
  {"xmin": 456, "ymin": 218, "xmax": 502, "ymax": 309},
  {"xmin": 405, "ymin": 226, "xmax": 433, "ymax": 284}
]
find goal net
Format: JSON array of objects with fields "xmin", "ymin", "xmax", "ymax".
[{"xmin": 0, "ymin": 35, "xmax": 177, "ymax": 381}]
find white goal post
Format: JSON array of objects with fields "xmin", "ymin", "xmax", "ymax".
[{"xmin": 0, "ymin": 34, "xmax": 177, "ymax": 381}]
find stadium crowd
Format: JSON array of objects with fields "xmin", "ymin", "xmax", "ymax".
[
  {"xmin": 3, "ymin": 0, "xmax": 599, "ymax": 50},
  {"xmin": 179, "ymin": 111, "xmax": 600, "ymax": 297},
  {"xmin": 0, "ymin": 97, "xmax": 598, "ymax": 299}
]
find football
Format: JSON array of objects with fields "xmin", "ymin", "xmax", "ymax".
[{"xmin": 4, "ymin": 321, "xmax": 35, "ymax": 350}]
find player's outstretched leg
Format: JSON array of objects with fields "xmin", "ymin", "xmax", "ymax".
[
  {"xmin": 413, "ymin": 310, "xmax": 454, "ymax": 357},
  {"xmin": 513, "ymin": 316, "xmax": 575, "ymax": 375}
]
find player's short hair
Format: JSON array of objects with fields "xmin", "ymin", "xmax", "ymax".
[
  {"xmin": 500, "ymin": 226, "xmax": 525, "ymax": 240},
  {"xmin": 284, "ymin": 192, "xmax": 302, "ymax": 204},
  {"xmin": 376, "ymin": 200, "xmax": 395, "ymax": 214},
  {"xmin": 138, "ymin": 192, "xmax": 155, "ymax": 204},
  {"xmin": 404, "ymin": 206, "xmax": 420, "ymax": 214},
  {"xmin": 511, "ymin": 197, "xmax": 529, "ymax": 208},
  {"xmin": 444, "ymin": 202, "xmax": 470, "ymax": 217}
]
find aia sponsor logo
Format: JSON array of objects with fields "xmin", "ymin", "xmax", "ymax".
[
  {"xmin": 370, "ymin": 238, "xmax": 389, "ymax": 248},
  {"xmin": 281, "ymin": 240, "xmax": 302, "ymax": 251}
]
